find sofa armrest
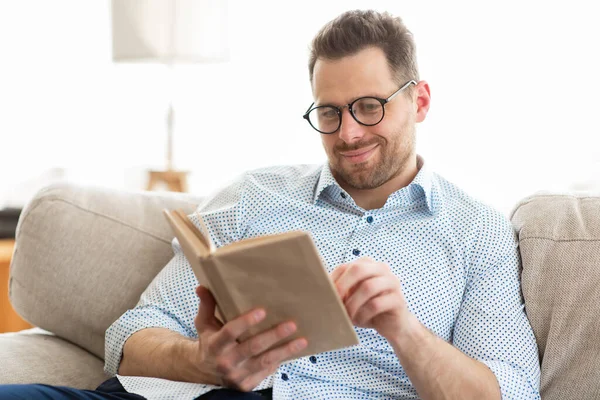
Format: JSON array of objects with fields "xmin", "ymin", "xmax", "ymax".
[
  {"xmin": 10, "ymin": 183, "xmax": 202, "ymax": 360},
  {"xmin": 0, "ymin": 328, "xmax": 108, "ymax": 389}
]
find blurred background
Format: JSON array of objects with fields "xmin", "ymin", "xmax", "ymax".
[{"xmin": 1, "ymin": 0, "xmax": 599, "ymax": 218}]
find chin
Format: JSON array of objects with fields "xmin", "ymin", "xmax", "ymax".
[{"xmin": 338, "ymin": 167, "xmax": 385, "ymax": 190}]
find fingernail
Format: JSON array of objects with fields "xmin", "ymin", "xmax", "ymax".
[
  {"xmin": 294, "ymin": 339, "xmax": 307, "ymax": 351},
  {"xmin": 284, "ymin": 322, "xmax": 296, "ymax": 334},
  {"xmin": 254, "ymin": 309, "xmax": 266, "ymax": 321}
]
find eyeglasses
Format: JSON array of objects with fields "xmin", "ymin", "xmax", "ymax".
[{"xmin": 302, "ymin": 80, "xmax": 417, "ymax": 134}]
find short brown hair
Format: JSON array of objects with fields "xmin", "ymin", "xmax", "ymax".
[{"xmin": 308, "ymin": 10, "xmax": 419, "ymax": 86}]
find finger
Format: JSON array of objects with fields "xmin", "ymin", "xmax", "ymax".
[
  {"xmin": 344, "ymin": 276, "xmax": 400, "ymax": 320},
  {"xmin": 228, "ymin": 320, "xmax": 298, "ymax": 366},
  {"xmin": 217, "ymin": 338, "xmax": 308, "ymax": 388},
  {"xmin": 209, "ymin": 308, "xmax": 267, "ymax": 355},
  {"xmin": 195, "ymin": 286, "xmax": 220, "ymax": 331},
  {"xmin": 329, "ymin": 264, "xmax": 348, "ymax": 283},
  {"xmin": 234, "ymin": 362, "xmax": 280, "ymax": 392},
  {"xmin": 222, "ymin": 359, "xmax": 280, "ymax": 392},
  {"xmin": 220, "ymin": 336, "xmax": 306, "ymax": 390},
  {"xmin": 353, "ymin": 293, "xmax": 399, "ymax": 326},
  {"xmin": 243, "ymin": 337, "xmax": 307, "ymax": 378},
  {"xmin": 335, "ymin": 261, "xmax": 387, "ymax": 300}
]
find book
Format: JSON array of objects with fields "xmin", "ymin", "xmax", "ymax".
[{"xmin": 163, "ymin": 209, "xmax": 359, "ymax": 359}]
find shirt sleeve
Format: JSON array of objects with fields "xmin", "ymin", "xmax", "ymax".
[
  {"xmin": 104, "ymin": 175, "xmax": 248, "ymax": 377},
  {"xmin": 104, "ymin": 241, "xmax": 199, "ymax": 376},
  {"xmin": 452, "ymin": 210, "xmax": 541, "ymax": 399}
]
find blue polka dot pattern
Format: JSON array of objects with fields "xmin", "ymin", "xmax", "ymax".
[{"xmin": 104, "ymin": 156, "xmax": 541, "ymax": 399}]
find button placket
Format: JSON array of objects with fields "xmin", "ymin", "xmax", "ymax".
[{"xmin": 345, "ymin": 214, "xmax": 369, "ymax": 262}]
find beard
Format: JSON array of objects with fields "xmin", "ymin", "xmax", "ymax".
[{"xmin": 327, "ymin": 123, "xmax": 416, "ymax": 190}]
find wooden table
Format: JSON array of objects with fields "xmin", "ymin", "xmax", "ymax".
[{"xmin": 0, "ymin": 239, "xmax": 33, "ymax": 332}]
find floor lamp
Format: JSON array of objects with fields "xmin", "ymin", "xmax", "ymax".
[{"xmin": 111, "ymin": 0, "xmax": 229, "ymax": 192}]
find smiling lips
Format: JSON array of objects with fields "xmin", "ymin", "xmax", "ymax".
[{"xmin": 339, "ymin": 144, "xmax": 379, "ymax": 164}]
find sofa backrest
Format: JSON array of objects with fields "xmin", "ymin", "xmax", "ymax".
[
  {"xmin": 11, "ymin": 185, "xmax": 600, "ymax": 398},
  {"xmin": 511, "ymin": 194, "xmax": 600, "ymax": 400},
  {"xmin": 9, "ymin": 183, "xmax": 201, "ymax": 359}
]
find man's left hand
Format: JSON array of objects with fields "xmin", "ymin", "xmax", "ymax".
[{"xmin": 330, "ymin": 257, "xmax": 411, "ymax": 341}]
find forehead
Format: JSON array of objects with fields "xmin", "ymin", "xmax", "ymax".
[{"xmin": 312, "ymin": 46, "xmax": 396, "ymax": 104}]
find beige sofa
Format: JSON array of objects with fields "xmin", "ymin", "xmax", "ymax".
[{"xmin": 1, "ymin": 183, "xmax": 599, "ymax": 400}]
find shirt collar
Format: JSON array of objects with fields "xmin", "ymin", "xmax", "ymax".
[
  {"xmin": 313, "ymin": 163, "xmax": 338, "ymax": 204},
  {"xmin": 313, "ymin": 155, "xmax": 435, "ymax": 214},
  {"xmin": 407, "ymin": 155, "xmax": 434, "ymax": 213}
]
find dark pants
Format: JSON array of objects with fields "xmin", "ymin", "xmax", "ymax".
[{"xmin": 0, "ymin": 377, "xmax": 272, "ymax": 400}]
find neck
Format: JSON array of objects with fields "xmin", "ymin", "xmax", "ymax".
[{"xmin": 340, "ymin": 156, "xmax": 419, "ymax": 210}]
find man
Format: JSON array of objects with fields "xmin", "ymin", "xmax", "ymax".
[{"xmin": 0, "ymin": 9, "xmax": 540, "ymax": 400}]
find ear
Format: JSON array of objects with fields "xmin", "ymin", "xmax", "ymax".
[{"xmin": 414, "ymin": 80, "xmax": 431, "ymax": 123}]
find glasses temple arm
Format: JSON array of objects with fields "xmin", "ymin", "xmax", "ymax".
[
  {"xmin": 303, "ymin": 102, "xmax": 315, "ymax": 117},
  {"xmin": 386, "ymin": 80, "xmax": 417, "ymax": 102}
]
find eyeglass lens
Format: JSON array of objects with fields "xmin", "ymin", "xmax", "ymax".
[{"xmin": 307, "ymin": 97, "xmax": 384, "ymax": 133}]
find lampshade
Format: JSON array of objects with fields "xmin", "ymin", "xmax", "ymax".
[{"xmin": 111, "ymin": 0, "xmax": 229, "ymax": 64}]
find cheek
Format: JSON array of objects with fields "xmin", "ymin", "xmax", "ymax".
[
  {"xmin": 367, "ymin": 127, "xmax": 392, "ymax": 146},
  {"xmin": 374, "ymin": 117, "xmax": 411, "ymax": 144}
]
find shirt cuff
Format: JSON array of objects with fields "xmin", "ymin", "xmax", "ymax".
[{"xmin": 481, "ymin": 359, "xmax": 540, "ymax": 400}]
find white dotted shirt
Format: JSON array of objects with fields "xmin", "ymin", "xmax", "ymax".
[{"xmin": 105, "ymin": 156, "xmax": 541, "ymax": 399}]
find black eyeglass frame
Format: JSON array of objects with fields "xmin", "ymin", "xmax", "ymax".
[{"xmin": 302, "ymin": 80, "xmax": 417, "ymax": 134}]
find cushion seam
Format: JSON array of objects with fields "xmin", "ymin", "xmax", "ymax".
[
  {"xmin": 520, "ymin": 236, "xmax": 600, "ymax": 243},
  {"xmin": 519, "ymin": 194, "xmax": 600, "ymax": 200},
  {"xmin": 17, "ymin": 197, "xmax": 173, "ymax": 245}
]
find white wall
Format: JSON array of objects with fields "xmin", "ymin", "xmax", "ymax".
[{"xmin": 1, "ymin": 0, "xmax": 599, "ymax": 214}]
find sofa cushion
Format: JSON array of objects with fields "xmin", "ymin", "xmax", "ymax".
[
  {"xmin": 0, "ymin": 328, "xmax": 107, "ymax": 388},
  {"xmin": 9, "ymin": 183, "xmax": 201, "ymax": 360},
  {"xmin": 511, "ymin": 193, "xmax": 600, "ymax": 400}
]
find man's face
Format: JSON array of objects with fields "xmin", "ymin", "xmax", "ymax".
[{"xmin": 312, "ymin": 47, "xmax": 418, "ymax": 190}]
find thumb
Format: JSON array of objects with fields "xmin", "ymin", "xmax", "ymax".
[{"xmin": 195, "ymin": 285, "xmax": 220, "ymax": 331}]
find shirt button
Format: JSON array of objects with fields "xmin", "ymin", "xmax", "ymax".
[
  {"xmin": 366, "ymin": 216, "xmax": 374, "ymax": 224},
  {"xmin": 340, "ymin": 192, "xmax": 347, "ymax": 199},
  {"xmin": 352, "ymin": 249, "xmax": 360, "ymax": 256},
  {"xmin": 281, "ymin": 373, "xmax": 289, "ymax": 381},
  {"xmin": 309, "ymin": 356, "xmax": 317, "ymax": 364}
]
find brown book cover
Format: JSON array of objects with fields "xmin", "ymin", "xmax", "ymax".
[{"xmin": 163, "ymin": 209, "xmax": 359, "ymax": 360}]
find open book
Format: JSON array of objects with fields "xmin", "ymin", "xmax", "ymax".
[{"xmin": 163, "ymin": 209, "xmax": 359, "ymax": 360}]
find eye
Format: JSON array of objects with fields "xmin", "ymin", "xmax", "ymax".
[
  {"xmin": 317, "ymin": 107, "xmax": 338, "ymax": 120},
  {"xmin": 355, "ymin": 99, "xmax": 381, "ymax": 114}
]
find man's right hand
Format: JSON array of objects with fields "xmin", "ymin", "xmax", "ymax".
[{"xmin": 192, "ymin": 285, "xmax": 308, "ymax": 392}]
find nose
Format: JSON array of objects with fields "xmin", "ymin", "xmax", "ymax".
[{"xmin": 338, "ymin": 107, "xmax": 365, "ymax": 143}]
